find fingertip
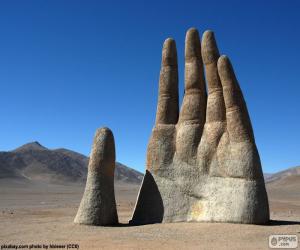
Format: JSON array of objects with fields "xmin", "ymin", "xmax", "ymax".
[
  {"xmin": 185, "ymin": 27, "xmax": 201, "ymax": 60},
  {"xmin": 203, "ymin": 29, "xmax": 213, "ymax": 35},
  {"xmin": 95, "ymin": 127, "xmax": 113, "ymax": 138},
  {"xmin": 202, "ymin": 30, "xmax": 220, "ymax": 64},
  {"xmin": 162, "ymin": 38, "xmax": 177, "ymax": 66},
  {"xmin": 94, "ymin": 127, "xmax": 115, "ymax": 152},
  {"xmin": 202, "ymin": 30, "xmax": 214, "ymax": 42},
  {"xmin": 163, "ymin": 38, "xmax": 175, "ymax": 48},
  {"xmin": 186, "ymin": 27, "xmax": 199, "ymax": 38},
  {"xmin": 218, "ymin": 54, "xmax": 229, "ymax": 64},
  {"xmin": 217, "ymin": 55, "xmax": 234, "ymax": 82}
]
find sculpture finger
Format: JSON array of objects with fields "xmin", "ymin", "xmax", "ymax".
[
  {"xmin": 74, "ymin": 127, "xmax": 118, "ymax": 226},
  {"xmin": 176, "ymin": 28, "xmax": 206, "ymax": 164},
  {"xmin": 178, "ymin": 28, "xmax": 206, "ymax": 125},
  {"xmin": 202, "ymin": 30, "xmax": 225, "ymax": 123},
  {"xmin": 217, "ymin": 56, "xmax": 254, "ymax": 142},
  {"xmin": 155, "ymin": 38, "xmax": 179, "ymax": 125}
]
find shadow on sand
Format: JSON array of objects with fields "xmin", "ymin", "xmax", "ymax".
[
  {"xmin": 267, "ymin": 220, "xmax": 300, "ymax": 226},
  {"xmin": 113, "ymin": 220, "xmax": 300, "ymax": 228}
]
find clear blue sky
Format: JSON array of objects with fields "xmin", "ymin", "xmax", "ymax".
[{"xmin": 0, "ymin": 0, "xmax": 299, "ymax": 173}]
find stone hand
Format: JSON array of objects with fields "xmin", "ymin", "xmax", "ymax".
[{"xmin": 131, "ymin": 28, "xmax": 269, "ymax": 224}]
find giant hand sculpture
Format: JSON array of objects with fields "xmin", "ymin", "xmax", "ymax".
[{"xmin": 131, "ymin": 28, "xmax": 269, "ymax": 224}]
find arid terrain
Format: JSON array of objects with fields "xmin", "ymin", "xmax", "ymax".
[
  {"xmin": 0, "ymin": 176, "xmax": 299, "ymax": 250},
  {"xmin": 0, "ymin": 143, "xmax": 299, "ymax": 249}
]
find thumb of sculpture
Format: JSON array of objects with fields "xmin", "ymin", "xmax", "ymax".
[{"xmin": 74, "ymin": 127, "xmax": 118, "ymax": 226}]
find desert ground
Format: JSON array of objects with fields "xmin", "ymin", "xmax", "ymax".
[{"xmin": 0, "ymin": 178, "xmax": 299, "ymax": 250}]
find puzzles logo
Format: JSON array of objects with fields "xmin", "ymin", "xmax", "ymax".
[{"xmin": 269, "ymin": 235, "xmax": 298, "ymax": 248}]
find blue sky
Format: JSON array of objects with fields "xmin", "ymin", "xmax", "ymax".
[{"xmin": 0, "ymin": 0, "xmax": 299, "ymax": 173}]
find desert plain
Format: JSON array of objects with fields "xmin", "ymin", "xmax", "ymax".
[{"xmin": 0, "ymin": 174, "xmax": 299, "ymax": 250}]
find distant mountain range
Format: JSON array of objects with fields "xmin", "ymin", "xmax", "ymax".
[
  {"xmin": 265, "ymin": 166, "xmax": 300, "ymax": 196},
  {"xmin": 265, "ymin": 165, "xmax": 300, "ymax": 205},
  {"xmin": 0, "ymin": 142, "xmax": 143, "ymax": 184},
  {"xmin": 0, "ymin": 141, "xmax": 298, "ymax": 188},
  {"xmin": 265, "ymin": 166, "xmax": 300, "ymax": 183}
]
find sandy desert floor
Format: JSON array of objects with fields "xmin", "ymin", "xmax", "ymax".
[{"xmin": 0, "ymin": 179, "xmax": 299, "ymax": 250}]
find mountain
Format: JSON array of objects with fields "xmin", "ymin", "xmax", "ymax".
[
  {"xmin": 265, "ymin": 166, "xmax": 300, "ymax": 195},
  {"xmin": 265, "ymin": 166, "xmax": 300, "ymax": 183},
  {"xmin": 13, "ymin": 141, "xmax": 48, "ymax": 152},
  {"xmin": 265, "ymin": 165, "xmax": 300, "ymax": 205},
  {"xmin": 266, "ymin": 166, "xmax": 300, "ymax": 201},
  {"xmin": 0, "ymin": 142, "xmax": 143, "ymax": 184},
  {"xmin": 263, "ymin": 173, "xmax": 273, "ymax": 181}
]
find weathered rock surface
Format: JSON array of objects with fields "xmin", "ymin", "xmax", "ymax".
[
  {"xmin": 74, "ymin": 127, "xmax": 118, "ymax": 226},
  {"xmin": 131, "ymin": 28, "xmax": 269, "ymax": 225}
]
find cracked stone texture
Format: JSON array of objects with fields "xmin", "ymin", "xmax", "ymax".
[
  {"xmin": 131, "ymin": 28, "xmax": 269, "ymax": 225},
  {"xmin": 74, "ymin": 127, "xmax": 118, "ymax": 226}
]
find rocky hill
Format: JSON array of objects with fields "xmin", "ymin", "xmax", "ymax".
[
  {"xmin": 265, "ymin": 166, "xmax": 300, "ymax": 183},
  {"xmin": 265, "ymin": 166, "xmax": 300, "ymax": 199},
  {"xmin": 0, "ymin": 142, "xmax": 143, "ymax": 184}
]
